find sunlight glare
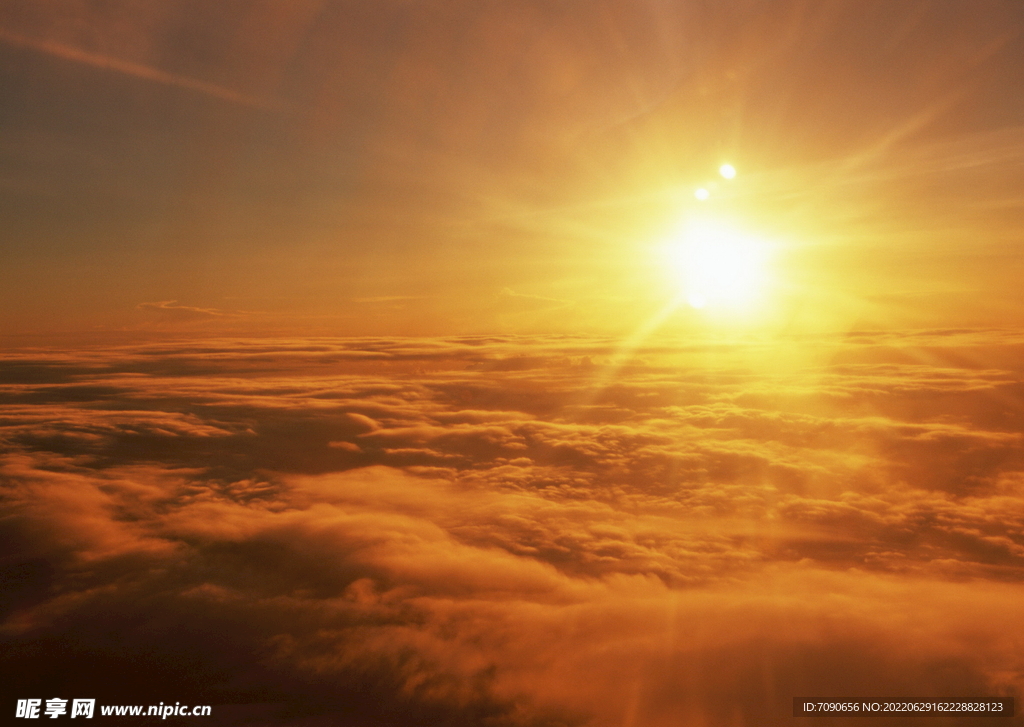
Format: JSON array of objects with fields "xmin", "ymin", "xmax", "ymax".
[
  {"xmin": 666, "ymin": 218, "xmax": 771, "ymax": 312},
  {"xmin": 719, "ymin": 164, "xmax": 736, "ymax": 179}
]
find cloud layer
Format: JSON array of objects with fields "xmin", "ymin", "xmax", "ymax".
[{"xmin": 2, "ymin": 332, "xmax": 1024, "ymax": 725}]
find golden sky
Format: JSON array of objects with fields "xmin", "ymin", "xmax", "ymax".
[
  {"xmin": 3, "ymin": 3, "xmax": 1024, "ymax": 726},
  {"xmin": 2, "ymin": 0, "xmax": 1024, "ymax": 338}
]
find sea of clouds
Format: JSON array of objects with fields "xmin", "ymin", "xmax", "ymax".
[{"xmin": 3, "ymin": 331, "xmax": 1024, "ymax": 725}]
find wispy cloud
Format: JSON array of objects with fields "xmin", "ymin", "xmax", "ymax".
[
  {"xmin": 136, "ymin": 300, "xmax": 242, "ymax": 322},
  {"xmin": 350, "ymin": 296, "xmax": 423, "ymax": 304},
  {"xmin": 0, "ymin": 28, "xmax": 275, "ymax": 109}
]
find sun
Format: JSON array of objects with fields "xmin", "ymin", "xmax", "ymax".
[{"xmin": 665, "ymin": 217, "xmax": 772, "ymax": 311}]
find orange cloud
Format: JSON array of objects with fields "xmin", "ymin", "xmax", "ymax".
[{"xmin": 2, "ymin": 332, "xmax": 1024, "ymax": 723}]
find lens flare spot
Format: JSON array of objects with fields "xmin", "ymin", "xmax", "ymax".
[
  {"xmin": 694, "ymin": 187, "xmax": 711, "ymax": 201},
  {"xmin": 719, "ymin": 164, "xmax": 736, "ymax": 179}
]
